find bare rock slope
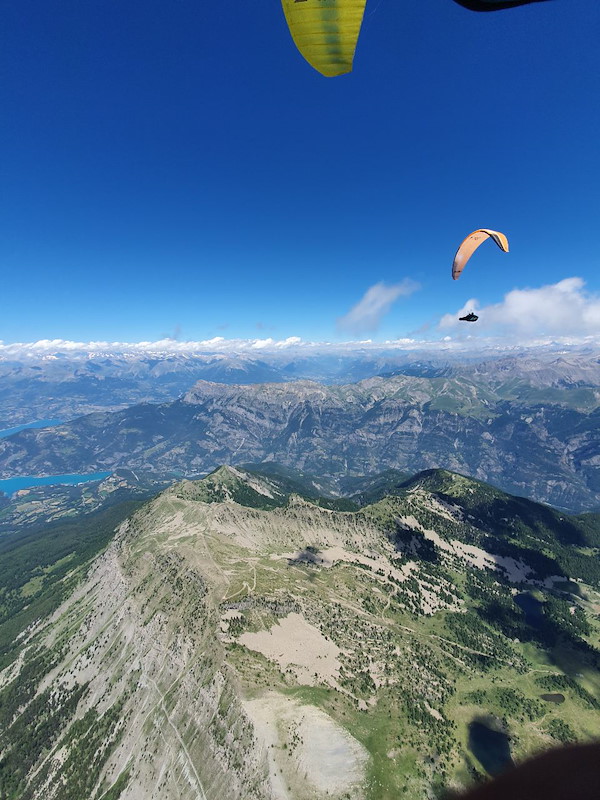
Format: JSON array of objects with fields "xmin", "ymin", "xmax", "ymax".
[{"xmin": 1, "ymin": 467, "xmax": 599, "ymax": 800}]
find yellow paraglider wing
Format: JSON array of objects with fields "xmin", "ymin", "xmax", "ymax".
[
  {"xmin": 281, "ymin": 0, "xmax": 367, "ymax": 77},
  {"xmin": 452, "ymin": 229, "xmax": 509, "ymax": 280}
]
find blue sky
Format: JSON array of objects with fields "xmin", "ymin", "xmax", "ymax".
[{"xmin": 1, "ymin": 0, "xmax": 599, "ymax": 345}]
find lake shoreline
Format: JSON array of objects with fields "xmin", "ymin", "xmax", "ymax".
[
  {"xmin": 0, "ymin": 471, "xmax": 113, "ymax": 496},
  {"xmin": 0, "ymin": 419, "xmax": 65, "ymax": 439}
]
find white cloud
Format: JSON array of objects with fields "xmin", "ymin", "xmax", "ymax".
[
  {"xmin": 6, "ymin": 279, "xmax": 600, "ymax": 365},
  {"xmin": 1, "ymin": 333, "xmax": 600, "ymax": 361},
  {"xmin": 0, "ymin": 336, "xmax": 305, "ymax": 358},
  {"xmin": 440, "ymin": 277, "xmax": 600, "ymax": 338},
  {"xmin": 337, "ymin": 279, "xmax": 420, "ymax": 335}
]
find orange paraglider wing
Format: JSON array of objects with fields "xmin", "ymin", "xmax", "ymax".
[{"xmin": 452, "ymin": 229, "xmax": 509, "ymax": 280}]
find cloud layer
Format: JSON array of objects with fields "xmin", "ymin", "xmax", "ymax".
[
  {"xmin": 440, "ymin": 277, "xmax": 600, "ymax": 337},
  {"xmin": 0, "ymin": 336, "xmax": 305, "ymax": 358},
  {"xmin": 3, "ymin": 279, "xmax": 600, "ymax": 361},
  {"xmin": 337, "ymin": 280, "xmax": 420, "ymax": 334},
  {"xmin": 3, "ymin": 333, "xmax": 598, "ymax": 362}
]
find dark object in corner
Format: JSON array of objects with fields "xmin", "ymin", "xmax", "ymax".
[{"xmin": 458, "ymin": 743, "xmax": 600, "ymax": 800}]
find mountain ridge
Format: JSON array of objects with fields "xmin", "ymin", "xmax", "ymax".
[
  {"xmin": 1, "ymin": 375, "xmax": 598, "ymax": 511},
  {"xmin": 2, "ymin": 350, "xmax": 600, "ymax": 428},
  {"xmin": 1, "ymin": 465, "xmax": 598, "ymax": 799}
]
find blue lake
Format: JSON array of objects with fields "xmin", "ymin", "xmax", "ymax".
[
  {"xmin": 0, "ymin": 419, "xmax": 64, "ymax": 439},
  {"xmin": 468, "ymin": 721, "xmax": 514, "ymax": 776},
  {"xmin": 0, "ymin": 472, "xmax": 112, "ymax": 496},
  {"xmin": 515, "ymin": 592, "xmax": 545, "ymax": 629}
]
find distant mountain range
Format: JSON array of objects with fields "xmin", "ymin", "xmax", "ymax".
[
  {"xmin": 2, "ymin": 350, "xmax": 599, "ymax": 426},
  {"xmin": 1, "ymin": 371, "xmax": 599, "ymax": 511},
  {"xmin": 0, "ymin": 353, "xmax": 287, "ymax": 427},
  {"xmin": 2, "ymin": 465, "xmax": 598, "ymax": 799}
]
